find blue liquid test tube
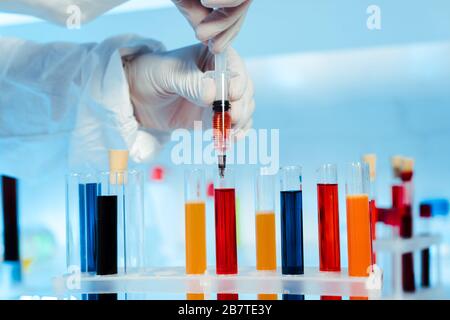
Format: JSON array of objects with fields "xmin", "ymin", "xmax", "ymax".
[
  {"xmin": 279, "ymin": 166, "xmax": 304, "ymax": 300},
  {"xmin": 79, "ymin": 183, "xmax": 100, "ymax": 273},
  {"xmin": 78, "ymin": 181, "xmax": 100, "ymax": 300}
]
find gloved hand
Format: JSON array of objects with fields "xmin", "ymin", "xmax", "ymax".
[
  {"xmin": 172, "ymin": 0, "xmax": 252, "ymax": 54},
  {"xmin": 125, "ymin": 44, "xmax": 254, "ymax": 138}
]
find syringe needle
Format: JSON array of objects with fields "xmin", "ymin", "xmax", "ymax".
[{"xmin": 218, "ymin": 155, "xmax": 226, "ymax": 178}]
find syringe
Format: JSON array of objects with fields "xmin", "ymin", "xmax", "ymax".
[{"xmin": 212, "ymin": 51, "xmax": 231, "ymax": 178}]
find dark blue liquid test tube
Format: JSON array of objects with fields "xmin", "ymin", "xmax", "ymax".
[
  {"xmin": 280, "ymin": 166, "xmax": 304, "ymax": 301},
  {"xmin": 96, "ymin": 195, "xmax": 118, "ymax": 300},
  {"xmin": 78, "ymin": 183, "xmax": 100, "ymax": 300},
  {"xmin": 1, "ymin": 176, "xmax": 22, "ymax": 283}
]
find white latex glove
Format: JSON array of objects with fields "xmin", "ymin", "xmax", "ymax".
[
  {"xmin": 0, "ymin": 0, "xmax": 128, "ymax": 25},
  {"xmin": 172, "ymin": 0, "xmax": 252, "ymax": 54},
  {"xmin": 125, "ymin": 44, "xmax": 254, "ymax": 137}
]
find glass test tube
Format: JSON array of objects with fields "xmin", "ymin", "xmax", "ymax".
[
  {"xmin": 400, "ymin": 159, "xmax": 415, "ymax": 293},
  {"xmin": 255, "ymin": 168, "xmax": 277, "ymax": 300},
  {"xmin": 97, "ymin": 170, "xmax": 145, "ymax": 276},
  {"xmin": 317, "ymin": 164, "xmax": 341, "ymax": 272},
  {"xmin": 184, "ymin": 169, "xmax": 207, "ymax": 300},
  {"xmin": 390, "ymin": 156, "xmax": 405, "ymax": 295},
  {"xmin": 66, "ymin": 173, "xmax": 98, "ymax": 272},
  {"xmin": 391, "ymin": 156, "xmax": 404, "ymax": 236},
  {"xmin": 214, "ymin": 168, "xmax": 238, "ymax": 300},
  {"xmin": 97, "ymin": 172, "xmax": 121, "ymax": 277},
  {"xmin": 96, "ymin": 171, "xmax": 123, "ymax": 301},
  {"xmin": 280, "ymin": 166, "xmax": 304, "ymax": 301},
  {"xmin": 362, "ymin": 154, "xmax": 377, "ymax": 263},
  {"xmin": 66, "ymin": 173, "xmax": 100, "ymax": 300},
  {"xmin": 317, "ymin": 165, "xmax": 341, "ymax": 300},
  {"xmin": 1, "ymin": 176, "xmax": 22, "ymax": 283},
  {"xmin": 346, "ymin": 162, "xmax": 372, "ymax": 277},
  {"xmin": 420, "ymin": 204, "xmax": 431, "ymax": 288},
  {"xmin": 79, "ymin": 180, "xmax": 100, "ymax": 274}
]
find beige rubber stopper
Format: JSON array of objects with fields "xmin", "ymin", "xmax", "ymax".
[
  {"xmin": 362, "ymin": 154, "xmax": 377, "ymax": 182},
  {"xmin": 391, "ymin": 155, "xmax": 404, "ymax": 178},
  {"xmin": 109, "ymin": 149, "xmax": 129, "ymax": 184},
  {"xmin": 401, "ymin": 157, "xmax": 415, "ymax": 173}
]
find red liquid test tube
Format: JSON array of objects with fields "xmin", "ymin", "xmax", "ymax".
[
  {"xmin": 362, "ymin": 153, "xmax": 377, "ymax": 265},
  {"xmin": 214, "ymin": 168, "xmax": 238, "ymax": 300},
  {"xmin": 400, "ymin": 164, "xmax": 415, "ymax": 293},
  {"xmin": 317, "ymin": 164, "xmax": 341, "ymax": 300}
]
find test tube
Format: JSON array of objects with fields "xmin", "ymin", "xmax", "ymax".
[
  {"xmin": 255, "ymin": 168, "xmax": 277, "ymax": 300},
  {"xmin": 96, "ymin": 192, "xmax": 118, "ymax": 276},
  {"xmin": 78, "ymin": 180, "xmax": 100, "ymax": 274},
  {"xmin": 346, "ymin": 162, "xmax": 372, "ymax": 278},
  {"xmin": 214, "ymin": 168, "xmax": 238, "ymax": 300},
  {"xmin": 96, "ymin": 171, "xmax": 121, "ymax": 301},
  {"xmin": 317, "ymin": 165, "xmax": 342, "ymax": 300},
  {"xmin": 77, "ymin": 175, "xmax": 100, "ymax": 300},
  {"xmin": 95, "ymin": 151, "xmax": 127, "ymax": 301},
  {"xmin": 391, "ymin": 156, "xmax": 403, "ymax": 236},
  {"xmin": 184, "ymin": 168, "xmax": 207, "ymax": 300},
  {"xmin": 389, "ymin": 156, "xmax": 405, "ymax": 295},
  {"xmin": 362, "ymin": 154, "xmax": 377, "ymax": 263},
  {"xmin": 1, "ymin": 176, "xmax": 22, "ymax": 283},
  {"xmin": 400, "ymin": 158, "xmax": 415, "ymax": 293},
  {"xmin": 420, "ymin": 204, "xmax": 431, "ymax": 288},
  {"xmin": 279, "ymin": 166, "xmax": 304, "ymax": 301},
  {"xmin": 317, "ymin": 164, "xmax": 341, "ymax": 273}
]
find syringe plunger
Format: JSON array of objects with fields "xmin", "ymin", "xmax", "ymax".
[{"xmin": 214, "ymin": 52, "xmax": 229, "ymax": 102}]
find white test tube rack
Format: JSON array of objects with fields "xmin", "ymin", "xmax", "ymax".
[
  {"xmin": 53, "ymin": 267, "xmax": 382, "ymax": 299},
  {"xmin": 374, "ymin": 233, "xmax": 443, "ymax": 299}
]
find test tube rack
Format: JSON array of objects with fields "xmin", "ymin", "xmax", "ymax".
[
  {"xmin": 373, "ymin": 233, "xmax": 442, "ymax": 299},
  {"xmin": 53, "ymin": 267, "xmax": 382, "ymax": 299}
]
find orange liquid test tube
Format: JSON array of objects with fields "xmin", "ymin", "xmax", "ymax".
[
  {"xmin": 346, "ymin": 162, "xmax": 372, "ymax": 300},
  {"xmin": 255, "ymin": 168, "xmax": 277, "ymax": 300},
  {"xmin": 185, "ymin": 169, "xmax": 207, "ymax": 300}
]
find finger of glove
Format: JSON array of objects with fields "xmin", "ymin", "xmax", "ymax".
[
  {"xmin": 226, "ymin": 46, "xmax": 248, "ymax": 101},
  {"xmin": 196, "ymin": 1, "xmax": 249, "ymax": 43},
  {"xmin": 201, "ymin": 0, "xmax": 248, "ymax": 8},
  {"xmin": 176, "ymin": 71, "xmax": 216, "ymax": 107},
  {"xmin": 234, "ymin": 118, "xmax": 253, "ymax": 140},
  {"xmin": 170, "ymin": 62, "xmax": 216, "ymax": 108},
  {"xmin": 172, "ymin": 0, "xmax": 212, "ymax": 27},
  {"xmin": 208, "ymin": 13, "xmax": 247, "ymax": 54},
  {"xmin": 231, "ymin": 94, "xmax": 254, "ymax": 132},
  {"xmin": 230, "ymin": 75, "xmax": 254, "ymax": 127},
  {"xmin": 130, "ymin": 130, "xmax": 161, "ymax": 163},
  {"xmin": 158, "ymin": 45, "xmax": 215, "ymax": 108}
]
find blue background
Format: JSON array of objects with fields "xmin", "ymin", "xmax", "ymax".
[{"xmin": 1, "ymin": 0, "xmax": 450, "ymax": 298}]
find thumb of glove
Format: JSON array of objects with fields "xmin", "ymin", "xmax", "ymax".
[
  {"xmin": 129, "ymin": 130, "xmax": 161, "ymax": 163},
  {"xmin": 169, "ymin": 60, "xmax": 216, "ymax": 108}
]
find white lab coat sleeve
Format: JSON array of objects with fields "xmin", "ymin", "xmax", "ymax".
[
  {"xmin": 0, "ymin": 34, "xmax": 165, "ymax": 179},
  {"xmin": 0, "ymin": 0, "xmax": 129, "ymax": 25}
]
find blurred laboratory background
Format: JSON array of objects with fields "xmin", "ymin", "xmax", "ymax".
[{"xmin": 1, "ymin": 0, "xmax": 450, "ymax": 299}]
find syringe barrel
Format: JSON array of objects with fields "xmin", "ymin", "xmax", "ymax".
[
  {"xmin": 213, "ymin": 103, "xmax": 231, "ymax": 153},
  {"xmin": 214, "ymin": 52, "xmax": 230, "ymax": 102}
]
